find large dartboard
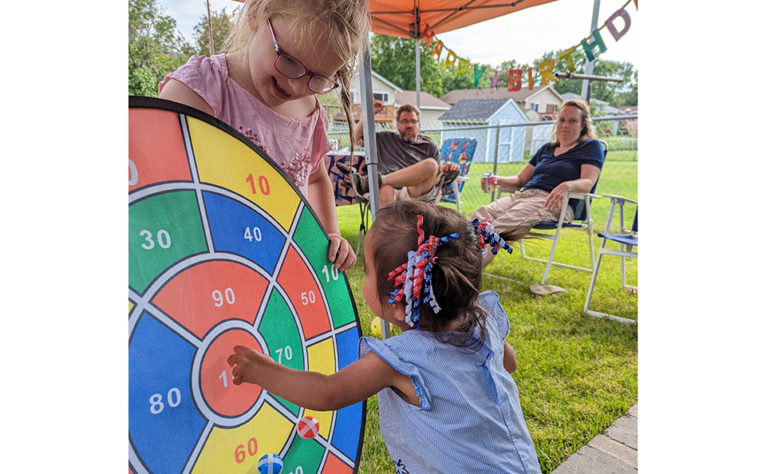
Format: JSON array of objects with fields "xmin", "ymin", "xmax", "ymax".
[{"xmin": 128, "ymin": 97, "xmax": 365, "ymax": 474}]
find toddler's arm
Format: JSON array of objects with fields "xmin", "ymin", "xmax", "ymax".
[
  {"xmin": 308, "ymin": 166, "xmax": 356, "ymax": 271},
  {"xmin": 503, "ymin": 341, "xmax": 517, "ymax": 374},
  {"xmin": 228, "ymin": 345, "xmax": 407, "ymax": 411}
]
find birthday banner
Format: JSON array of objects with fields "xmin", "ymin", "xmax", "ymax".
[{"xmin": 420, "ymin": 0, "xmax": 637, "ymax": 91}]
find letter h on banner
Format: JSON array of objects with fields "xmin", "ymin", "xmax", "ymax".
[{"xmin": 580, "ymin": 29, "xmax": 608, "ymax": 62}]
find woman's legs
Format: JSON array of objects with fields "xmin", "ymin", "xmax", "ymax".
[{"xmin": 471, "ymin": 189, "xmax": 573, "ymax": 267}]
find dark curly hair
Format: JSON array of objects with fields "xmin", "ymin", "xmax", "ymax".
[{"xmin": 367, "ymin": 201, "xmax": 486, "ymax": 347}]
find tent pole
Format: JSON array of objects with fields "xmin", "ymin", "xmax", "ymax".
[
  {"xmin": 359, "ymin": 47, "xmax": 380, "ymax": 222},
  {"xmin": 581, "ymin": 0, "xmax": 601, "ymax": 102},
  {"xmin": 415, "ymin": 7, "xmax": 421, "ymax": 109},
  {"xmin": 416, "ymin": 38, "xmax": 421, "ymax": 109},
  {"xmin": 360, "ymin": 46, "xmax": 387, "ymax": 338}
]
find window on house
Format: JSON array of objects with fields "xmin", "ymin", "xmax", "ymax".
[
  {"xmin": 546, "ymin": 104, "xmax": 558, "ymax": 114},
  {"xmin": 530, "ymin": 103, "xmax": 539, "ymax": 112},
  {"xmin": 373, "ymin": 92, "xmax": 389, "ymax": 103}
]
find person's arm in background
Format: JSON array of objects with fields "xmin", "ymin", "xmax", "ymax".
[
  {"xmin": 353, "ymin": 99, "xmax": 384, "ymax": 145},
  {"xmin": 494, "ymin": 164, "xmax": 534, "ymax": 190},
  {"xmin": 543, "ymin": 164, "xmax": 600, "ymax": 212},
  {"xmin": 543, "ymin": 141, "xmax": 604, "ymax": 211}
]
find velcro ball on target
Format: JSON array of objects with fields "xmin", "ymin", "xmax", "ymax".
[
  {"xmin": 297, "ymin": 415, "xmax": 320, "ymax": 439},
  {"xmin": 257, "ymin": 453, "xmax": 283, "ymax": 474}
]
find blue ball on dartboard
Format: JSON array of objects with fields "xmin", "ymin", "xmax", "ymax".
[{"xmin": 257, "ymin": 453, "xmax": 283, "ymax": 474}]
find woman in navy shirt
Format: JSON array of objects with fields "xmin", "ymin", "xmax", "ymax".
[{"xmin": 471, "ymin": 99, "xmax": 604, "ymax": 267}]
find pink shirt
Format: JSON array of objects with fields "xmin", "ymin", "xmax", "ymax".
[{"xmin": 159, "ymin": 54, "xmax": 331, "ymax": 197}]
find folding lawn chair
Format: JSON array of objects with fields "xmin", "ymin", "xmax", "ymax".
[
  {"xmin": 341, "ymin": 138, "xmax": 478, "ymax": 255},
  {"xmin": 583, "ymin": 194, "xmax": 638, "ymax": 324},
  {"xmin": 435, "ymin": 138, "xmax": 477, "ymax": 211},
  {"xmin": 494, "ymin": 140, "xmax": 608, "ymax": 284}
]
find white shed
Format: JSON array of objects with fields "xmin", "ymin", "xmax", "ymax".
[{"xmin": 438, "ymin": 98, "xmax": 530, "ymax": 163}]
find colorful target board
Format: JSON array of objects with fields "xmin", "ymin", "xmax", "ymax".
[{"xmin": 129, "ymin": 97, "xmax": 365, "ymax": 474}]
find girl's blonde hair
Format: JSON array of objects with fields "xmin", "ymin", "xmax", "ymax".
[
  {"xmin": 550, "ymin": 98, "xmax": 596, "ymax": 146},
  {"xmin": 225, "ymin": 0, "xmax": 370, "ymax": 149}
]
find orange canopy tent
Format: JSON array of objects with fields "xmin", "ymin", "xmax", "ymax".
[
  {"xmin": 368, "ymin": 0, "xmax": 559, "ymax": 38},
  {"xmin": 365, "ymin": 0, "xmax": 560, "ymax": 115}
]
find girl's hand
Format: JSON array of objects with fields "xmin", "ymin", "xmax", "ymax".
[
  {"xmin": 544, "ymin": 182, "xmax": 571, "ymax": 211},
  {"xmin": 227, "ymin": 345, "xmax": 268, "ymax": 385},
  {"xmin": 372, "ymin": 99, "xmax": 384, "ymax": 115},
  {"xmin": 327, "ymin": 233, "xmax": 356, "ymax": 271}
]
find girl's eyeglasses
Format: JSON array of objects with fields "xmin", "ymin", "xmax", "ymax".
[{"xmin": 267, "ymin": 18, "xmax": 339, "ymax": 95}]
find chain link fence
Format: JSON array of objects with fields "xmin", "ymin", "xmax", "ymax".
[{"xmin": 328, "ymin": 115, "xmax": 637, "ymax": 232}]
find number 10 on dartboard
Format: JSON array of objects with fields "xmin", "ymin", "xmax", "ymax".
[{"xmin": 245, "ymin": 174, "xmax": 270, "ymax": 196}]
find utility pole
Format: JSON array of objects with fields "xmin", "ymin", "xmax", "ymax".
[
  {"xmin": 581, "ymin": 0, "xmax": 601, "ymax": 102},
  {"xmin": 206, "ymin": 0, "xmax": 215, "ymax": 55}
]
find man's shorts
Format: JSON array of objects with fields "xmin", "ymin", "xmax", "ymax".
[{"xmin": 392, "ymin": 186, "xmax": 417, "ymax": 202}]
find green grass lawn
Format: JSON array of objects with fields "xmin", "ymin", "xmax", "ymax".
[{"xmin": 333, "ymin": 161, "xmax": 638, "ymax": 472}]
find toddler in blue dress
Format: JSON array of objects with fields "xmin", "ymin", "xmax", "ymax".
[{"xmin": 228, "ymin": 200, "xmax": 541, "ymax": 473}]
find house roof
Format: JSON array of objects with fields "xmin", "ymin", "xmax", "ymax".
[
  {"xmin": 352, "ymin": 69, "xmax": 403, "ymax": 93},
  {"xmin": 395, "ymin": 91, "xmax": 450, "ymax": 110},
  {"xmin": 561, "ymin": 92, "xmax": 582, "ymax": 101},
  {"xmin": 618, "ymin": 105, "xmax": 638, "ymax": 114},
  {"xmin": 440, "ymin": 84, "xmax": 557, "ymax": 105},
  {"xmin": 437, "ymin": 98, "xmax": 511, "ymax": 121}
]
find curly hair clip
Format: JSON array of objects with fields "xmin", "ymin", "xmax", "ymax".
[
  {"xmin": 471, "ymin": 218, "xmax": 513, "ymax": 256},
  {"xmin": 386, "ymin": 214, "xmax": 461, "ymax": 328}
]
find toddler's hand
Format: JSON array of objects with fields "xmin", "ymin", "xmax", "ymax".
[
  {"xmin": 327, "ymin": 233, "xmax": 356, "ymax": 272},
  {"xmin": 227, "ymin": 345, "xmax": 266, "ymax": 385}
]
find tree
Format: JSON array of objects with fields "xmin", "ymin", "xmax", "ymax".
[
  {"xmin": 539, "ymin": 49, "xmax": 637, "ymax": 107},
  {"xmin": 193, "ymin": 7, "xmax": 237, "ymax": 57},
  {"xmin": 129, "ymin": 0, "xmax": 192, "ymax": 96},
  {"xmin": 368, "ymin": 34, "xmax": 445, "ymax": 98}
]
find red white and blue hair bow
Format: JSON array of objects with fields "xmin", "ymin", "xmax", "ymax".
[
  {"xmin": 387, "ymin": 215, "xmax": 461, "ymax": 328},
  {"xmin": 471, "ymin": 218, "xmax": 512, "ymax": 256}
]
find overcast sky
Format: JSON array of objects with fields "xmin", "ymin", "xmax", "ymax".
[{"xmin": 158, "ymin": 0, "xmax": 639, "ymax": 69}]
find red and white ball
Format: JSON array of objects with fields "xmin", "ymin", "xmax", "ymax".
[{"xmin": 296, "ymin": 415, "xmax": 319, "ymax": 439}]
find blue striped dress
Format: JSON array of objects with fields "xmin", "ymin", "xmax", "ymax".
[{"xmin": 360, "ymin": 290, "xmax": 541, "ymax": 474}]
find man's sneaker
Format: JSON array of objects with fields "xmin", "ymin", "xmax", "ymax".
[{"xmin": 335, "ymin": 162, "xmax": 354, "ymax": 175}]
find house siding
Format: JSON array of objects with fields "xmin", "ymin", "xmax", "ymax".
[
  {"xmin": 487, "ymin": 102, "xmax": 528, "ymax": 163},
  {"xmin": 349, "ymin": 75, "xmax": 400, "ymax": 105}
]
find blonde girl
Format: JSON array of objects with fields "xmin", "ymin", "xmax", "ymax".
[{"xmin": 159, "ymin": 0, "xmax": 368, "ymax": 271}]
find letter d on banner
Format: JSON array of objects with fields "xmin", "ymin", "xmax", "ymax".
[{"xmin": 606, "ymin": 8, "xmax": 632, "ymax": 41}]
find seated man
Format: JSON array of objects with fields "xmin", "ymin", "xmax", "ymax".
[{"xmin": 346, "ymin": 101, "xmax": 459, "ymax": 207}]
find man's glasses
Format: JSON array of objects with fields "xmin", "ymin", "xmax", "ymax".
[
  {"xmin": 398, "ymin": 119, "xmax": 419, "ymax": 125},
  {"xmin": 267, "ymin": 18, "xmax": 339, "ymax": 94}
]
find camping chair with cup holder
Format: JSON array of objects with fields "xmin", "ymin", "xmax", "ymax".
[{"xmin": 490, "ymin": 140, "xmax": 608, "ymax": 285}]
